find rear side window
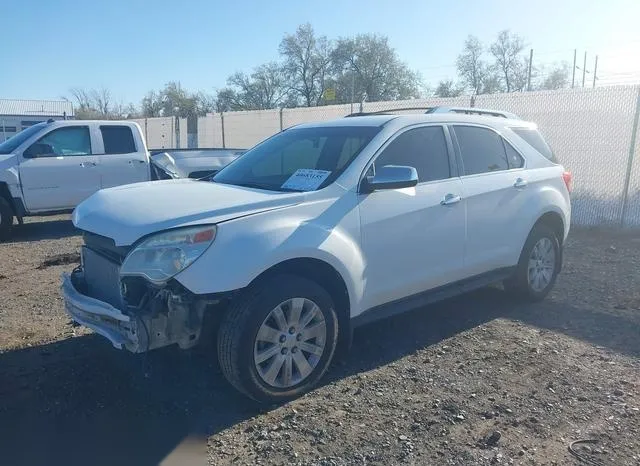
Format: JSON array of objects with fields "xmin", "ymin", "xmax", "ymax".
[
  {"xmin": 511, "ymin": 127, "xmax": 556, "ymax": 163},
  {"xmin": 503, "ymin": 141, "xmax": 524, "ymax": 168},
  {"xmin": 453, "ymin": 126, "xmax": 509, "ymax": 175},
  {"xmin": 100, "ymin": 126, "xmax": 136, "ymax": 154}
]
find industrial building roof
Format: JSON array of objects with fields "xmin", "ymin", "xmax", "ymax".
[{"xmin": 0, "ymin": 99, "xmax": 74, "ymax": 117}]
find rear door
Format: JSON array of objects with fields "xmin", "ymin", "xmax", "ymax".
[
  {"xmin": 98, "ymin": 125, "xmax": 149, "ymax": 188},
  {"xmin": 18, "ymin": 125, "xmax": 101, "ymax": 211},
  {"xmin": 451, "ymin": 124, "xmax": 527, "ymax": 276}
]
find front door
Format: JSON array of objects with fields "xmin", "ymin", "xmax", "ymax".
[
  {"xmin": 358, "ymin": 125, "xmax": 465, "ymax": 312},
  {"xmin": 18, "ymin": 125, "xmax": 101, "ymax": 211},
  {"xmin": 98, "ymin": 125, "xmax": 149, "ymax": 188}
]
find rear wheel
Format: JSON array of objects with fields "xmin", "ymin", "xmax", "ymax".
[
  {"xmin": 217, "ymin": 274, "xmax": 338, "ymax": 402},
  {"xmin": 0, "ymin": 197, "xmax": 14, "ymax": 240},
  {"xmin": 504, "ymin": 224, "xmax": 561, "ymax": 301}
]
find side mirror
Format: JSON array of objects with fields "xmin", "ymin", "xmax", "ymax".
[
  {"xmin": 360, "ymin": 165, "xmax": 418, "ymax": 193},
  {"xmin": 24, "ymin": 143, "xmax": 54, "ymax": 158}
]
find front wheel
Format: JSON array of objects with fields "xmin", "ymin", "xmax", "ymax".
[
  {"xmin": 504, "ymin": 224, "xmax": 561, "ymax": 301},
  {"xmin": 217, "ymin": 274, "xmax": 339, "ymax": 403}
]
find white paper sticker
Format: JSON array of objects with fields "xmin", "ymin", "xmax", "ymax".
[{"xmin": 281, "ymin": 169, "xmax": 331, "ymax": 191}]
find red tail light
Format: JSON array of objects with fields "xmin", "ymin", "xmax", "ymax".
[{"xmin": 562, "ymin": 171, "xmax": 572, "ymax": 193}]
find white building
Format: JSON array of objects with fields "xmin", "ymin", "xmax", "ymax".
[{"xmin": 0, "ymin": 99, "xmax": 74, "ymax": 142}]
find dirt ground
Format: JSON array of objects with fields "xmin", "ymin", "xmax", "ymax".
[{"xmin": 0, "ymin": 215, "xmax": 639, "ymax": 466}]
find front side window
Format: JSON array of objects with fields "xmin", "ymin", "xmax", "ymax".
[
  {"xmin": 374, "ymin": 126, "xmax": 450, "ymax": 183},
  {"xmin": 101, "ymin": 126, "xmax": 136, "ymax": 154},
  {"xmin": 27, "ymin": 126, "xmax": 92, "ymax": 157},
  {"xmin": 213, "ymin": 126, "xmax": 380, "ymax": 192},
  {"xmin": 453, "ymin": 126, "xmax": 509, "ymax": 175}
]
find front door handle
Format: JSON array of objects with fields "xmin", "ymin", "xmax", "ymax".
[
  {"xmin": 441, "ymin": 193, "xmax": 461, "ymax": 206},
  {"xmin": 128, "ymin": 160, "xmax": 146, "ymax": 165},
  {"xmin": 80, "ymin": 161, "xmax": 97, "ymax": 167},
  {"xmin": 513, "ymin": 177, "xmax": 528, "ymax": 189}
]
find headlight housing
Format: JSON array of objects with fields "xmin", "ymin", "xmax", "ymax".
[{"xmin": 120, "ymin": 225, "xmax": 217, "ymax": 285}]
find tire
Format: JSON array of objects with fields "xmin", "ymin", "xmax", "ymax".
[
  {"xmin": 0, "ymin": 197, "xmax": 14, "ymax": 240},
  {"xmin": 217, "ymin": 274, "xmax": 339, "ymax": 403},
  {"xmin": 504, "ymin": 224, "xmax": 561, "ymax": 302}
]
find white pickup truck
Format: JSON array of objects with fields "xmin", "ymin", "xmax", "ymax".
[{"xmin": 0, "ymin": 120, "xmax": 243, "ymax": 239}]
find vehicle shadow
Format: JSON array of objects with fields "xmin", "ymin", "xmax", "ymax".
[
  {"xmin": 7, "ymin": 218, "xmax": 78, "ymax": 243},
  {"xmin": 0, "ymin": 288, "xmax": 638, "ymax": 466}
]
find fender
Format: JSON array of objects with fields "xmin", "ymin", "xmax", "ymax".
[
  {"xmin": 0, "ymin": 155, "xmax": 26, "ymax": 217},
  {"xmin": 175, "ymin": 193, "xmax": 366, "ymax": 316}
]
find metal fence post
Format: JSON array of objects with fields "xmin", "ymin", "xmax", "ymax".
[
  {"xmin": 620, "ymin": 86, "xmax": 640, "ymax": 227},
  {"xmin": 279, "ymin": 107, "xmax": 284, "ymax": 131},
  {"xmin": 220, "ymin": 112, "xmax": 226, "ymax": 149},
  {"xmin": 144, "ymin": 118, "xmax": 148, "ymax": 147}
]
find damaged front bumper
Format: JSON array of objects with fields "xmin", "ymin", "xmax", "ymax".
[
  {"xmin": 61, "ymin": 272, "xmax": 141, "ymax": 351},
  {"xmin": 61, "ymin": 271, "xmax": 208, "ymax": 353}
]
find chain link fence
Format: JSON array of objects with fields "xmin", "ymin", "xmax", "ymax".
[{"xmin": 133, "ymin": 85, "xmax": 640, "ymax": 227}]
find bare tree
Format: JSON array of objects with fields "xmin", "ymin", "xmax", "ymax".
[
  {"xmin": 141, "ymin": 90, "xmax": 163, "ymax": 117},
  {"xmin": 69, "ymin": 88, "xmax": 93, "ymax": 112},
  {"xmin": 331, "ymin": 33, "xmax": 421, "ymax": 102},
  {"xmin": 68, "ymin": 87, "xmax": 135, "ymax": 119},
  {"xmin": 91, "ymin": 88, "xmax": 112, "ymax": 116},
  {"xmin": 456, "ymin": 36, "xmax": 489, "ymax": 95},
  {"xmin": 226, "ymin": 63, "xmax": 291, "ymax": 110},
  {"xmin": 433, "ymin": 80, "xmax": 464, "ymax": 98},
  {"xmin": 539, "ymin": 63, "xmax": 570, "ymax": 90},
  {"xmin": 489, "ymin": 30, "xmax": 528, "ymax": 92},
  {"xmin": 280, "ymin": 23, "xmax": 332, "ymax": 107}
]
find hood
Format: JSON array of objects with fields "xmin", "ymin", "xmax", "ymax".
[{"xmin": 73, "ymin": 179, "xmax": 305, "ymax": 246}]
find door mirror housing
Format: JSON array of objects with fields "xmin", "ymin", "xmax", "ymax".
[
  {"xmin": 360, "ymin": 165, "xmax": 418, "ymax": 193},
  {"xmin": 23, "ymin": 143, "xmax": 54, "ymax": 158}
]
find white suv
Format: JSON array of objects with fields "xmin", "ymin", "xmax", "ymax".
[{"xmin": 62, "ymin": 107, "xmax": 572, "ymax": 402}]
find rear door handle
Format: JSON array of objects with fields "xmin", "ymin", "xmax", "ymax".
[
  {"xmin": 441, "ymin": 193, "xmax": 461, "ymax": 206},
  {"xmin": 80, "ymin": 161, "xmax": 97, "ymax": 167},
  {"xmin": 513, "ymin": 177, "xmax": 528, "ymax": 189}
]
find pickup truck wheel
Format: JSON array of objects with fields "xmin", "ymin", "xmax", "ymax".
[
  {"xmin": 0, "ymin": 197, "xmax": 14, "ymax": 240},
  {"xmin": 217, "ymin": 274, "xmax": 338, "ymax": 403},
  {"xmin": 504, "ymin": 224, "xmax": 560, "ymax": 302}
]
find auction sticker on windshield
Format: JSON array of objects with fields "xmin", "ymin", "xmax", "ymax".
[{"xmin": 281, "ymin": 169, "xmax": 331, "ymax": 191}]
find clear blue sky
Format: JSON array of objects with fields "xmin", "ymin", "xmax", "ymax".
[{"xmin": 3, "ymin": 0, "xmax": 639, "ymax": 105}]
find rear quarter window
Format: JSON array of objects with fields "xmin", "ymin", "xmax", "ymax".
[{"xmin": 511, "ymin": 127, "xmax": 557, "ymax": 163}]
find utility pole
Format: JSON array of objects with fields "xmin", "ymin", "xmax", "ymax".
[
  {"xmin": 582, "ymin": 51, "xmax": 587, "ymax": 87},
  {"xmin": 571, "ymin": 49, "xmax": 577, "ymax": 88},
  {"xmin": 527, "ymin": 49, "xmax": 534, "ymax": 91},
  {"xmin": 593, "ymin": 55, "xmax": 599, "ymax": 88}
]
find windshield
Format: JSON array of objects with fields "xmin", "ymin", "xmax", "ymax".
[
  {"xmin": 0, "ymin": 123, "xmax": 47, "ymax": 154},
  {"xmin": 212, "ymin": 126, "xmax": 380, "ymax": 192}
]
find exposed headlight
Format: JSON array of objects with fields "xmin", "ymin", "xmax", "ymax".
[{"xmin": 120, "ymin": 225, "xmax": 216, "ymax": 284}]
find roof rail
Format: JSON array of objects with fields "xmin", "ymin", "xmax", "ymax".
[
  {"xmin": 425, "ymin": 106, "xmax": 520, "ymax": 119},
  {"xmin": 344, "ymin": 106, "xmax": 436, "ymax": 117},
  {"xmin": 344, "ymin": 105, "xmax": 519, "ymax": 119}
]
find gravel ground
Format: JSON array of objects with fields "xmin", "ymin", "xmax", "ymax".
[{"xmin": 0, "ymin": 215, "xmax": 639, "ymax": 466}]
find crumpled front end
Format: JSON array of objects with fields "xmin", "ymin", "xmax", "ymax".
[
  {"xmin": 62, "ymin": 271, "xmax": 142, "ymax": 351},
  {"xmin": 61, "ymin": 237, "xmax": 219, "ymax": 353}
]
